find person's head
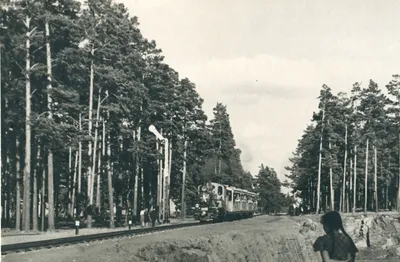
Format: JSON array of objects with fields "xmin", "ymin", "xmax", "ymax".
[{"xmin": 320, "ymin": 211, "xmax": 343, "ymax": 234}]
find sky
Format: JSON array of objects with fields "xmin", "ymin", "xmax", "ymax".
[{"xmin": 115, "ymin": 0, "xmax": 400, "ymax": 190}]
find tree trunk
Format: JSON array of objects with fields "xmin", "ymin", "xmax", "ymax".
[
  {"xmin": 41, "ymin": 165, "xmax": 45, "ymax": 231},
  {"xmin": 70, "ymin": 151, "xmax": 78, "ymax": 217},
  {"xmin": 167, "ymin": 138, "xmax": 172, "ymax": 220},
  {"xmin": 353, "ymin": 145, "xmax": 357, "ymax": 213},
  {"xmin": 96, "ymin": 138, "xmax": 101, "ymax": 211},
  {"xmin": 87, "ymin": 48, "xmax": 95, "ymax": 228},
  {"xmin": 106, "ymin": 111, "xmax": 115, "ymax": 228},
  {"xmin": 90, "ymin": 91, "xmax": 101, "ymax": 215},
  {"xmin": 15, "ymin": 137, "xmax": 21, "ymax": 231},
  {"xmin": 97, "ymin": 115, "xmax": 105, "ymax": 211},
  {"xmin": 328, "ymin": 138, "xmax": 334, "ymax": 211},
  {"xmin": 374, "ymin": 145, "xmax": 378, "ymax": 212},
  {"xmin": 342, "ymin": 123, "xmax": 348, "ymax": 212},
  {"xmin": 32, "ymin": 142, "xmax": 40, "ymax": 231},
  {"xmin": 45, "ymin": 21, "xmax": 55, "ymax": 231},
  {"xmin": 68, "ymin": 146, "xmax": 72, "ymax": 214},
  {"xmin": 134, "ymin": 125, "xmax": 141, "ymax": 222},
  {"xmin": 397, "ymin": 133, "xmax": 400, "ymax": 212},
  {"xmin": 364, "ymin": 138, "xmax": 369, "ymax": 213},
  {"xmin": 78, "ymin": 113, "xmax": 82, "ymax": 194},
  {"xmin": 23, "ymin": 14, "xmax": 32, "ymax": 232},
  {"xmin": 181, "ymin": 139, "xmax": 187, "ymax": 220},
  {"xmin": 163, "ymin": 138, "xmax": 169, "ymax": 222},
  {"xmin": 157, "ymin": 137, "xmax": 163, "ymax": 222},
  {"xmin": 348, "ymin": 157, "xmax": 352, "ymax": 213},
  {"xmin": 316, "ymin": 105, "xmax": 325, "ymax": 215}
]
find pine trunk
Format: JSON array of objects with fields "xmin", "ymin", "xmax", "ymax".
[
  {"xmin": 163, "ymin": 138, "xmax": 169, "ymax": 222},
  {"xmin": 96, "ymin": 138, "xmax": 101, "ymax": 211},
  {"xmin": 32, "ymin": 142, "xmax": 40, "ymax": 231},
  {"xmin": 316, "ymin": 106, "xmax": 325, "ymax": 215},
  {"xmin": 45, "ymin": 21, "xmax": 55, "ymax": 231},
  {"xmin": 374, "ymin": 146, "xmax": 378, "ymax": 212},
  {"xmin": 342, "ymin": 123, "xmax": 348, "ymax": 212},
  {"xmin": 87, "ymin": 49, "xmax": 94, "ymax": 228},
  {"xmin": 134, "ymin": 126, "xmax": 141, "ymax": 221},
  {"xmin": 78, "ymin": 113, "xmax": 82, "ymax": 194},
  {"xmin": 106, "ymin": 111, "xmax": 115, "ymax": 228},
  {"xmin": 68, "ymin": 146, "xmax": 72, "ymax": 214},
  {"xmin": 41, "ymin": 165, "xmax": 45, "ymax": 231},
  {"xmin": 181, "ymin": 139, "xmax": 187, "ymax": 220},
  {"xmin": 364, "ymin": 138, "xmax": 369, "ymax": 213},
  {"xmin": 23, "ymin": 14, "xmax": 32, "ymax": 232},
  {"xmin": 15, "ymin": 137, "xmax": 21, "ymax": 231},
  {"xmin": 397, "ymin": 134, "xmax": 400, "ymax": 212},
  {"xmin": 329, "ymin": 139, "xmax": 334, "ymax": 211},
  {"xmin": 98, "ymin": 115, "xmax": 105, "ymax": 211},
  {"xmin": 70, "ymin": 151, "xmax": 78, "ymax": 217},
  {"xmin": 90, "ymin": 92, "xmax": 101, "ymax": 209},
  {"xmin": 157, "ymin": 138, "xmax": 163, "ymax": 222},
  {"xmin": 353, "ymin": 145, "xmax": 357, "ymax": 213}
]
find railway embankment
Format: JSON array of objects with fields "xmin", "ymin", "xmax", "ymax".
[
  {"xmin": 2, "ymin": 213, "xmax": 400, "ymax": 262},
  {"xmin": 299, "ymin": 212, "xmax": 400, "ymax": 261}
]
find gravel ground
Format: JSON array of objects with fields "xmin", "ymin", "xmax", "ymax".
[{"xmin": 2, "ymin": 213, "xmax": 399, "ymax": 262}]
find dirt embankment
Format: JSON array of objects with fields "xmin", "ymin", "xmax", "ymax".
[
  {"xmin": 3, "ymin": 214, "xmax": 400, "ymax": 262},
  {"xmin": 299, "ymin": 212, "xmax": 400, "ymax": 261}
]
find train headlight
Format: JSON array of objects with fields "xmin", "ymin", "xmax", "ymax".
[
  {"xmin": 195, "ymin": 204, "xmax": 199, "ymax": 208},
  {"xmin": 201, "ymin": 211, "xmax": 206, "ymax": 216}
]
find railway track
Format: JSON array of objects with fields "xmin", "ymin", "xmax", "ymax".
[{"xmin": 1, "ymin": 214, "xmax": 264, "ymax": 255}]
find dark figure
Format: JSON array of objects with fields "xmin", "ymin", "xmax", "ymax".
[
  {"xmin": 144, "ymin": 208, "xmax": 150, "ymax": 227},
  {"xmin": 313, "ymin": 211, "xmax": 358, "ymax": 262},
  {"xmin": 154, "ymin": 206, "xmax": 162, "ymax": 224},
  {"xmin": 150, "ymin": 208, "xmax": 157, "ymax": 228}
]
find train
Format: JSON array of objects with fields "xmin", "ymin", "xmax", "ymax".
[{"xmin": 193, "ymin": 182, "xmax": 259, "ymax": 222}]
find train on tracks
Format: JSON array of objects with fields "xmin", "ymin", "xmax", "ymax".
[{"xmin": 193, "ymin": 182, "xmax": 259, "ymax": 222}]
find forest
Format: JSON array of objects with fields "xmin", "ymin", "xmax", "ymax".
[
  {"xmin": 284, "ymin": 76, "xmax": 400, "ymax": 214},
  {"xmin": 1, "ymin": 0, "xmax": 290, "ymax": 232}
]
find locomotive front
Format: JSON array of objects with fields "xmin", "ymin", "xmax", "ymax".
[{"xmin": 194, "ymin": 183, "xmax": 219, "ymax": 222}]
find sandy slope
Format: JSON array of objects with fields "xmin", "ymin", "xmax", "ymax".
[{"xmin": 2, "ymin": 213, "xmax": 399, "ymax": 262}]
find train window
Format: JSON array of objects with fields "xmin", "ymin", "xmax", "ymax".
[
  {"xmin": 217, "ymin": 186, "xmax": 223, "ymax": 195},
  {"xmin": 227, "ymin": 190, "xmax": 232, "ymax": 201}
]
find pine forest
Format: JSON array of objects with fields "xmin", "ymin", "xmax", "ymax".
[
  {"xmin": 1, "ymin": 0, "xmax": 290, "ymax": 232},
  {"xmin": 1, "ymin": 0, "xmax": 398, "ymax": 233},
  {"xmin": 285, "ymin": 78, "xmax": 400, "ymax": 214}
]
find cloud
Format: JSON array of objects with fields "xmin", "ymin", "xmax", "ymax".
[{"xmin": 184, "ymin": 54, "xmax": 323, "ymax": 89}]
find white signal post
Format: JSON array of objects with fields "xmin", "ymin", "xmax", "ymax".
[{"xmin": 148, "ymin": 125, "xmax": 170, "ymax": 223}]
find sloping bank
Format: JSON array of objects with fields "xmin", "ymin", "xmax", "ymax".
[
  {"xmin": 127, "ymin": 214, "xmax": 400, "ymax": 262},
  {"xmin": 3, "ymin": 214, "xmax": 399, "ymax": 262},
  {"xmin": 299, "ymin": 212, "xmax": 400, "ymax": 261}
]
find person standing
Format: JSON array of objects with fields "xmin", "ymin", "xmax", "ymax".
[
  {"xmin": 150, "ymin": 207, "xmax": 157, "ymax": 228},
  {"xmin": 140, "ymin": 208, "xmax": 145, "ymax": 228},
  {"xmin": 144, "ymin": 208, "xmax": 150, "ymax": 227},
  {"xmin": 313, "ymin": 211, "xmax": 358, "ymax": 261}
]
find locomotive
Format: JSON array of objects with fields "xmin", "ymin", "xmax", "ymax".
[{"xmin": 193, "ymin": 182, "xmax": 259, "ymax": 222}]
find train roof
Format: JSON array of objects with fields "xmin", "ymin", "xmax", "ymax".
[{"xmin": 202, "ymin": 181, "xmax": 258, "ymax": 196}]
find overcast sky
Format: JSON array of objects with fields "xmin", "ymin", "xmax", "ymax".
[{"xmin": 115, "ymin": 0, "xmax": 399, "ymax": 187}]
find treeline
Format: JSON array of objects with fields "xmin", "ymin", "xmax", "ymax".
[
  {"xmin": 285, "ymin": 76, "xmax": 400, "ymax": 214},
  {"xmin": 255, "ymin": 164, "xmax": 294, "ymax": 214},
  {"xmin": 0, "ymin": 0, "xmax": 254, "ymax": 231}
]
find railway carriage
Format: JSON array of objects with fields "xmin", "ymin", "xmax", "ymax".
[{"xmin": 193, "ymin": 182, "xmax": 259, "ymax": 222}]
